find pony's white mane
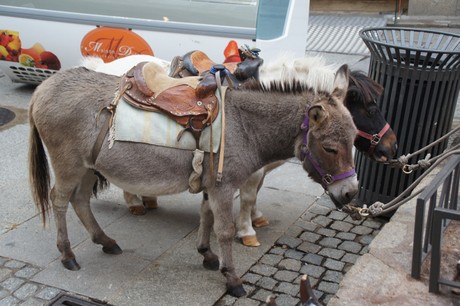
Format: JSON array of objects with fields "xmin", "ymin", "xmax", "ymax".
[
  {"xmin": 79, "ymin": 53, "xmax": 340, "ymax": 94},
  {"xmin": 79, "ymin": 55, "xmax": 170, "ymax": 76},
  {"xmin": 259, "ymin": 54, "xmax": 340, "ymax": 93}
]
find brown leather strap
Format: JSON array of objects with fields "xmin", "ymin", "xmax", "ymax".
[
  {"xmin": 92, "ymin": 81, "xmax": 131, "ymax": 164},
  {"xmin": 92, "ymin": 113, "xmax": 111, "ymax": 164},
  {"xmin": 215, "ymin": 71, "xmax": 227, "ymax": 186}
]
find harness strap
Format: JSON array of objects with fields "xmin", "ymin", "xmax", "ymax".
[
  {"xmin": 92, "ymin": 113, "xmax": 111, "ymax": 164},
  {"xmin": 92, "ymin": 82, "xmax": 131, "ymax": 164},
  {"xmin": 215, "ymin": 71, "xmax": 227, "ymax": 186}
]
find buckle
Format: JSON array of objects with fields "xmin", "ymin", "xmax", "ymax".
[
  {"xmin": 188, "ymin": 117, "xmax": 204, "ymax": 132},
  {"xmin": 322, "ymin": 174, "xmax": 334, "ymax": 185},
  {"xmin": 371, "ymin": 134, "xmax": 381, "ymax": 145},
  {"xmin": 301, "ymin": 144, "xmax": 308, "ymax": 154}
]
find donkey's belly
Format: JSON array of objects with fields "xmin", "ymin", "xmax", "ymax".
[
  {"xmin": 109, "ymin": 176, "xmax": 190, "ymax": 197},
  {"xmin": 95, "ymin": 142, "xmax": 195, "ymax": 196}
]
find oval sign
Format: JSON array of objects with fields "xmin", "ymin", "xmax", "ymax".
[{"xmin": 81, "ymin": 27, "xmax": 153, "ymax": 63}]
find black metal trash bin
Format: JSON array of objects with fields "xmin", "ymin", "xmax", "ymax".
[{"xmin": 356, "ymin": 27, "xmax": 460, "ymax": 205}]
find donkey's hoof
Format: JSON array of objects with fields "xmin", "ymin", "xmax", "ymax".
[
  {"xmin": 203, "ymin": 258, "xmax": 220, "ymax": 271},
  {"xmin": 129, "ymin": 206, "xmax": 146, "ymax": 215},
  {"xmin": 241, "ymin": 235, "xmax": 261, "ymax": 247},
  {"xmin": 102, "ymin": 243, "xmax": 123, "ymax": 255},
  {"xmin": 62, "ymin": 258, "xmax": 81, "ymax": 271},
  {"xmin": 252, "ymin": 216, "xmax": 269, "ymax": 228},
  {"xmin": 226, "ymin": 284, "xmax": 246, "ymax": 297}
]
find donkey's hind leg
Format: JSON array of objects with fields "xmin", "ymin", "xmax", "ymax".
[
  {"xmin": 70, "ymin": 170, "xmax": 122, "ymax": 255},
  {"xmin": 50, "ymin": 167, "xmax": 91, "ymax": 270},
  {"xmin": 50, "ymin": 185, "xmax": 79, "ymax": 270},
  {"xmin": 197, "ymin": 193, "xmax": 219, "ymax": 271}
]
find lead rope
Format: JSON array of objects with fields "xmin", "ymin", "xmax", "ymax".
[
  {"xmin": 215, "ymin": 71, "xmax": 227, "ymax": 186},
  {"xmin": 345, "ymin": 125, "xmax": 460, "ymax": 219},
  {"xmin": 387, "ymin": 125, "xmax": 460, "ymax": 174}
]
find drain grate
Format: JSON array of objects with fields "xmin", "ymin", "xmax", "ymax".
[
  {"xmin": 49, "ymin": 293, "xmax": 112, "ymax": 306},
  {"xmin": 0, "ymin": 107, "xmax": 15, "ymax": 127}
]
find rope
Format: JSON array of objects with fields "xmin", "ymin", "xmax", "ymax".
[
  {"xmin": 368, "ymin": 149, "xmax": 460, "ymax": 216},
  {"xmin": 386, "ymin": 125, "xmax": 460, "ymax": 172},
  {"xmin": 348, "ymin": 125, "xmax": 460, "ymax": 219}
]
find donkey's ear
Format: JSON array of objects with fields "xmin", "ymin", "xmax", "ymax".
[
  {"xmin": 308, "ymin": 105, "xmax": 328, "ymax": 126},
  {"xmin": 332, "ymin": 64, "xmax": 350, "ymax": 102}
]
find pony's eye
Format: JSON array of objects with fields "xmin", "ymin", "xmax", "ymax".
[
  {"xmin": 323, "ymin": 146, "xmax": 337, "ymax": 154},
  {"xmin": 367, "ymin": 108, "xmax": 377, "ymax": 117}
]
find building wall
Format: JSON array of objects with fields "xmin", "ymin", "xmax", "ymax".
[{"xmin": 408, "ymin": 0, "xmax": 460, "ymax": 16}]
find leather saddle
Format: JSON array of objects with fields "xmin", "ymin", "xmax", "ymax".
[
  {"xmin": 169, "ymin": 44, "xmax": 264, "ymax": 85},
  {"xmin": 121, "ymin": 61, "xmax": 219, "ymax": 136}
]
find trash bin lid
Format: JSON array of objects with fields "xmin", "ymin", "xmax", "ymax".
[
  {"xmin": 360, "ymin": 27, "xmax": 460, "ymax": 53},
  {"xmin": 359, "ymin": 27, "xmax": 460, "ymax": 69}
]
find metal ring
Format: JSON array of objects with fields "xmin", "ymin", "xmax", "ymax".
[{"xmin": 403, "ymin": 164, "xmax": 413, "ymax": 174}]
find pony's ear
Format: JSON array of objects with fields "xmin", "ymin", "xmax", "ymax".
[
  {"xmin": 332, "ymin": 64, "xmax": 350, "ymax": 102},
  {"xmin": 308, "ymin": 105, "xmax": 328, "ymax": 126}
]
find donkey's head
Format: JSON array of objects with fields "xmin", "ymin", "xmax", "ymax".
[
  {"xmin": 297, "ymin": 65, "xmax": 358, "ymax": 208},
  {"xmin": 345, "ymin": 71, "xmax": 398, "ymax": 162}
]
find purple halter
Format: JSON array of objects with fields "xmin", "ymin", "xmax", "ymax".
[{"xmin": 300, "ymin": 113, "xmax": 356, "ymax": 189}]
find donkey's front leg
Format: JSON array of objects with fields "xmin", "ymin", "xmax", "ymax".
[
  {"xmin": 197, "ymin": 193, "xmax": 219, "ymax": 271},
  {"xmin": 208, "ymin": 191, "xmax": 246, "ymax": 297}
]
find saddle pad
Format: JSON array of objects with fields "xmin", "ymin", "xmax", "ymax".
[{"xmin": 113, "ymin": 97, "xmax": 222, "ymax": 153}]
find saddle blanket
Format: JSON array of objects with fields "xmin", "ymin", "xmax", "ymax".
[{"xmin": 113, "ymin": 97, "xmax": 222, "ymax": 153}]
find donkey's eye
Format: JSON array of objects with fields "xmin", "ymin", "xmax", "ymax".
[{"xmin": 323, "ymin": 146, "xmax": 337, "ymax": 154}]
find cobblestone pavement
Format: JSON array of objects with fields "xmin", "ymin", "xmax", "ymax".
[
  {"xmin": 215, "ymin": 194, "xmax": 388, "ymax": 306},
  {"xmin": 0, "ymin": 193, "xmax": 386, "ymax": 306},
  {"xmin": 0, "ymin": 257, "xmax": 60, "ymax": 306}
]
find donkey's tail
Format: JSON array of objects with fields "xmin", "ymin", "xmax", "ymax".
[{"xmin": 28, "ymin": 111, "xmax": 51, "ymax": 226}]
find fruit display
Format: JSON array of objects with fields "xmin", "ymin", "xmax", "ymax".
[
  {"xmin": 0, "ymin": 30, "xmax": 21, "ymax": 61},
  {"xmin": 1, "ymin": 29, "xmax": 61, "ymax": 70}
]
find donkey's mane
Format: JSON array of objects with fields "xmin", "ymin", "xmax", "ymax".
[{"xmin": 250, "ymin": 54, "xmax": 340, "ymax": 94}]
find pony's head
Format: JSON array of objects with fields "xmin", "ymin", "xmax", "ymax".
[
  {"xmin": 259, "ymin": 55, "xmax": 398, "ymax": 163},
  {"xmin": 296, "ymin": 65, "xmax": 358, "ymax": 208},
  {"xmin": 346, "ymin": 71, "xmax": 398, "ymax": 162}
]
